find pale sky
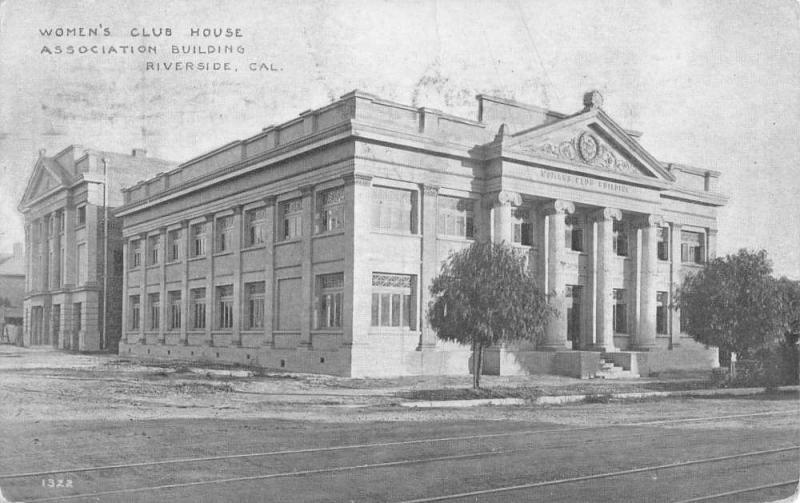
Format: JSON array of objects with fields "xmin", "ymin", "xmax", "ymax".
[{"xmin": 0, "ymin": 0, "xmax": 798, "ymax": 278}]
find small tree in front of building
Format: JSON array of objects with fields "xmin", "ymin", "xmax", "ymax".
[{"xmin": 427, "ymin": 241, "xmax": 555, "ymax": 389}]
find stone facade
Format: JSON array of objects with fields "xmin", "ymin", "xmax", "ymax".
[
  {"xmin": 18, "ymin": 146, "xmax": 174, "ymax": 351},
  {"xmin": 116, "ymin": 90, "xmax": 726, "ymax": 377}
]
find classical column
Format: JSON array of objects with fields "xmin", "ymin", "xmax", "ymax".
[
  {"xmin": 635, "ymin": 214, "xmax": 661, "ymax": 350},
  {"xmin": 592, "ymin": 207, "xmax": 621, "ymax": 352},
  {"xmin": 418, "ymin": 184, "xmax": 439, "ymax": 350},
  {"xmin": 263, "ymin": 197, "xmax": 276, "ymax": 346},
  {"xmin": 342, "ymin": 173, "xmax": 372, "ymax": 350},
  {"xmin": 488, "ymin": 190, "xmax": 520, "ymax": 244},
  {"xmin": 669, "ymin": 222, "xmax": 682, "ymax": 347},
  {"xmin": 541, "ymin": 199, "xmax": 575, "ymax": 351},
  {"xmin": 299, "ymin": 184, "xmax": 314, "ymax": 348},
  {"xmin": 121, "ymin": 234, "xmax": 129, "ymax": 344}
]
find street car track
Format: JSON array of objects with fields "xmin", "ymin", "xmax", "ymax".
[
  {"xmin": 0, "ymin": 409, "xmax": 793, "ymax": 481},
  {"xmin": 21, "ymin": 445, "xmax": 800, "ymax": 503},
  {"xmin": 671, "ymin": 480, "xmax": 798, "ymax": 503}
]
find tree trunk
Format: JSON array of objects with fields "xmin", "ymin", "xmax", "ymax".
[
  {"xmin": 472, "ymin": 340, "xmax": 479, "ymax": 389},
  {"xmin": 476, "ymin": 343, "xmax": 484, "ymax": 389}
]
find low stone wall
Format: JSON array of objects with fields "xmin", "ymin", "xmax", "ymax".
[{"xmin": 483, "ymin": 349, "xmax": 600, "ymax": 378}]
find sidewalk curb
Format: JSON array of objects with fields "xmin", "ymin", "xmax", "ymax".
[{"xmin": 399, "ymin": 385, "xmax": 799, "ymax": 408}]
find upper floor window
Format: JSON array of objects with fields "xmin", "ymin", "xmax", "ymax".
[
  {"xmin": 566, "ymin": 215, "xmax": 584, "ymax": 252},
  {"xmin": 58, "ymin": 212, "xmax": 65, "ymax": 234},
  {"xmin": 613, "ymin": 220, "xmax": 629, "ymax": 257},
  {"xmin": 438, "ymin": 196, "xmax": 474, "ymax": 239},
  {"xmin": 216, "ymin": 215, "xmax": 233, "ymax": 253},
  {"xmin": 245, "ymin": 282, "xmax": 265, "ymax": 329},
  {"xmin": 245, "ymin": 207, "xmax": 266, "ymax": 246},
  {"xmin": 316, "ymin": 187, "xmax": 345, "ymax": 234},
  {"xmin": 168, "ymin": 229, "xmax": 183, "ymax": 262},
  {"xmin": 372, "ymin": 187, "xmax": 414, "ymax": 234},
  {"xmin": 191, "ymin": 222, "xmax": 207, "ymax": 257},
  {"xmin": 147, "ymin": 234, "xmax": 161, "ymax": 265},
  {"xmin": 657, "ymin": 227, "xmax": 670, "ymax": 261},
  {"xmin": 371, "ymin": 273, "xmax": 416, "ymax": 329},
  {"xmin": 512, "ymin": 207, "xmax": 533, "ymax": 246},
  {"xmin": 77, "ymin": 206, "xmax": 86, "ymax": 227},
  {"xmin": 281, "ymin": 198, "xmax": 303, "ymax": 241},
  {"xmin": 216, "ymin": 285, "xmax": 234, "ymax": 329},
  {"xmin": 130, "ymin": 240, "xmax": 142, "ymax": 268},
  {"xmin": 681, "ymin": 231, "xmax": 705, "ymax": 264},
  {"xmin": 315, "ymin": 273, "xmax": 343, "ymax": 329}
]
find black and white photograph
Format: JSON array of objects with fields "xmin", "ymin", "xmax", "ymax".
[{"xmin": 0, "ymin": 1, "xmax": 798, "ymax": 501}]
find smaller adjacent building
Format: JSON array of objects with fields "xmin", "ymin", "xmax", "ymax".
[
  {"xmin": 17, "ymin": 146, "xmax": 174, "ymax": 351},
  {"xmin": 0, "ymin": 243, "xmax": 25, "ymax": 342}
]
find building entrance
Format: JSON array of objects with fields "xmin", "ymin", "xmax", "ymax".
[{"xmin": 566, "ymin": 285, "xmax": 582, "ymax": 350}]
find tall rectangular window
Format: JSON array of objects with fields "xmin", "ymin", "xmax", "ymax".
[
  {"xmin": 681, "ymin": 231, "xmax": 705, "ymax": 264},
  {"xmin": 168, "ymin": 229, "xmax": 183, "ymax": 262},
  {"xmin": 315, "ymin": 273, "xmax": 343, "ymax": 329},
  {"xmin": 566, "ymin": 285, "xmax": 582, "ymax": 346},
  {"xmin": 217, "ymin": 285, "xmax": 234, "ymax": 329},
  {"xmin": 613, "ymin": 220, "xmax": 629, "ymax": 257},
  {"xmin": 512, "ymin": 207, "xmax": 533, "ymax": 246},
  {"xmin": 656, "ymin": 291, "xmax": 669, "ymax": 335},
  {"xmin": 613, "ymin": 289, "xmax": 627, "ymax": 334},
  {"xmin": 372, "ymin": 187, "xmax": 414, "ymax": 234},
  {"xmin": 130, "ymin": 239, "xmax": 142, "ymax": 268},
  {"xmin": 657, "ymin": 227, "xmax": 670, "ymax": 261},
  {"xmin": 438, "ymin": 196, "xmax": 475, "ymax": 239},
  {"xmin": 77, "ymin": 206, "xmax": 86, "ymax": 226},
  {"xmin": 190, "ymin": 288, "xmax": 206, "ymax": 329},
  {"xmin": 148, "ymin": 234, "xmax": 161, "ymax": 265},
  {"xmin": 316, "ymin": 187, "xmax": 345, "ymax": 234},
  {"xmin": 76, "ymin": 243, "xmax": 87, "ymax": 285},
  {"xmin": 245, "ymin": 207, "xmax": 266, "ymax": 246},
  {"xmin": 370, "ymin": 273, "xmax": 415, "ymax": 329},
  {"xmin": 216, "ymin": 216, "xmax": 233, "ymax": 253},
  {"xmin": 281, "ymin": 198, "xmax": 303, "ymax": 240},
  {"xmin": 73, "ymin": 303, "xmax": 82, "ymax": 333},
  {"xmin": 566, "ymin": 215, "xmax": 584, "ymax": 252},
  {"xmin": 148, "ymin": 293, "xmax": 160, "ymax": 330},
  {"xmin": 58, "ymin": 212, "xmax": 65, "ymax": 234},
  {"xmin": 168, "ymin": 291, "xmax": 182, "ymax": 330},
  {"xmin": 191, "ymin": 222, "xmax": 207, "ymax": 257},
  {"xmin": 245, "ymin": 282, "xmax": 265, "ymax": 329},
  {"xmin": 129, "ymin": 295, "xmax": 140, "ymax": 330}
]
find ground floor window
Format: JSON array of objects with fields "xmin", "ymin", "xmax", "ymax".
[
  {"xmin": 190, "ymin": 288, "xmax": 206, "ymax": 329},
  {"xmin": 168, "ymin": 291, "xmax": 181, "ymax": 330},
  {"xmin": 656, "ymin": 291, "xmax": 669, "ymax": 335},
  {"xmin": 315, "ymin": 273, "xmax": 343, "ymax": 329},
  {"xmin": 612, "ymin": 289, "xmax": 627, "ymax": 334},
  {"xmin": 246, "ymin": 282, "xmax": 265, "ymax": 329},
  {"xmin": 148, "ymin": 293, "xmax": 160, "ymax": 331},
  {"xmin": 217, "ymin": 285, "xmax": 234, "ymax": 329},
  {"xmin": 371, "ymin": 273, "xmax": 415, "ymax": 329},
  {"xmin": 566, "ymin": 285, "xmax": 582, "ymax": 346},
  {"xmin": 129, "ymin": 295, "xmax": 140, "ymax": 330},
  {"xmin": 73, "ymin": 303, "xmax": 82, "ymax": 333}
]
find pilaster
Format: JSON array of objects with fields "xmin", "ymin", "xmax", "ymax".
[
  {"xmin": 232, "ymin": 205, "xmax": 243, "ymax": 345},
  {"xmin": 180, "ymin": 220, "xmax": 190, "ymax": 344},
  {"xmin": 299, "ymin": 184, "xmax": 314, "ymax": 348},
  {"xmin": 418, "ymin": 184, "xmax": 439, "ymax": 350},
  {"xmin": 669, "ymin": 222, "xmax": 682, "ymax": 347},
  {"xmin": 263, "ymin": 197, "xmax": 276, "ymax": 345},
  {"xmin": 342, "ymin": 173, "xmax": 373, "ymax": 350}
]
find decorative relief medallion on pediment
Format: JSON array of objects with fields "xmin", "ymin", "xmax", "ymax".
[{"xmin": 526, "ymin": 131, "xmax": 640, "ymax": 177}]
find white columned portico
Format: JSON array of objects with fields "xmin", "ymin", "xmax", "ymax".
[
  {"xmin": 541, "ymin": 199, "xmax": 575, "ymax": 351},
  {"xmin": 592, "ymin": 207, "xmax": 621, "ymax": 352},
  {"xmin": 635, "ymin": 214, "xmax": 662, "ymax": 350}
]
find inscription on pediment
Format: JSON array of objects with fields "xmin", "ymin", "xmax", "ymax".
[{"xmin": 525, "ymin": 131, "xmax": 641, "ymax": 177}]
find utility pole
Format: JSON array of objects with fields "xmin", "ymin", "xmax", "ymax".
[{"xmin": 102, "ymin": 158, "xmax": 109, "ymax": 351}]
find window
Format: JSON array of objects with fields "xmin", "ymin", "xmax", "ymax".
[
  {"xmin": 77, "ymin": 206, "xmax": 86, "ymax": 226},
  {"xmin": 76, "ymin": 243, "xmax": 87, "ymax": 285},
  {"xmin": 58, "ymin": 212, "xmax": 65, "ymax": 234},
  {"xmin": 190, "ymin": 288, "xmax": 206, "ymax": 329},
  {"xmin": 316, "ymin": 187, "xmax": 345, "ymax": 234},
  {"xmin": 215, "ymin": 216, "xmax": 233, "ymax": 252},
  {"xmin": 73, "ymin": 303, "xmax": 82, "ymax": 333},
  {"xmin": 657, "ymin": 227, "xmax": 669, "ymax": 261},
  {"xmin": 281, "ymin": 198, "xmax": 303, "ymax": 240},
  {"xmin": 168, "ymin": 229, "xmax": 183, "ymax": 262},
  {"xmin": 613, "ymin": 289, "xmax": 627, "ymax": 334},
  {"xmin": 656, "ymin": 291, "xmax": 669, "ymax": 335},
  {"xmin": 370, "ymin": 273, "xmax": 415, "ymax": 328},
  {"xmin": 372, "ymin": 187, "xmax": 414, "ymax": 234},
  {"xmin": 191, "ymin": 222, "xmax": 207, "ymax": 257},
  {"xmin": 168, "ymin": 291, "xmax": 181, "ymax": 330},
  {"xmin": 245, "ymin": 207, "xmax": 266, "ymax": 246},
  {"xmin": 129, "ymin": 295, "xmax": 140, "ymax": 330},
  {"xmin": 130, "ymin": 240, "xmax": 142, "ymax": 268},
  {"xmin": 613, "ymin": 220, "xmax": 629, "ymax": 257},
  {"xmin": 148, "ymin": 293, "xmax": 160, "ymax": 330},
  {"xmin": 315, "ymin": 273, "xmax": 343, "ymax": 329},
  {"xmin": 681, "ymin": 231, "xmax": 705, "ymax": 264},
  {"xmin": 566, "ymin": 285, "xmax": 582, "ymax": 346},
  {"xmin": 512, "ymin": 207, "xmax": 533, "ymax": 246},
  {"xmin": 566, "ymin": 215, "xmax": 584, "ymax": 252},
  {"xmin": 245, "ymin": 282, "xmax": 265, "ymax": 329},
  {"xmin": 148, "ymin": 234, "xmax": 161, "ymax": 265},
  {"xmin": 438, "ymin": 196, "xmax": 474, "ymax": 239},
  {"xmin": 217, "ymin": 285, "xmax": 234, "ymax": 329}
]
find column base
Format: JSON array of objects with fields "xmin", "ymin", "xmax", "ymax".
[
  {"xmin": 537, "ymin": 342, "xmax": 572, "ymax": 351},
  {"xmin": 588, "ymin": 344, "xmax": 616, "ymax": 352},
  {"xmin": 632, "ymin": 343, "xmax": 658, "ymax": 351}
]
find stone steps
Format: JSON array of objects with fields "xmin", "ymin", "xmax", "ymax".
[{"xmin": 595, "ymin": 357, "xmax": 639, "ymax": 379}]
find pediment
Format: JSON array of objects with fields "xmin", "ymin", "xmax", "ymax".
[
  {"xmin": 19, "ymin": 158, "xmax": 69, "ymax": 208},
  {"xmin": 503, "ymin": 109, "xmax": 674, "ymax": 182}
]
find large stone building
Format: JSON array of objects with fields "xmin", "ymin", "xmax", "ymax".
[
  {"xmin": 117, "ymin": 90, "xmax": 726, "ymax": 377},
  {"xmin": 0, "ymin": 243, "xmax": 25, "ymax": 341},
  {"xmin": 18, "ymin": 146, "xmax": 174, "ymax": 351}
]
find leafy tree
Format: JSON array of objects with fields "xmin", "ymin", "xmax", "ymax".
[
  {"xmin": 677, "ymin": 249, "xmax": 782, "ymax": 359},
  {"xmin": 427, "ymin": 241, "xmax": 555, "ymax": 389}
]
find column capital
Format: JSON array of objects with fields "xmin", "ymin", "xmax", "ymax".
[
  {"xmin": 484, "ymin": 190, "xmax": 522, "ymax": 209},
  {"xmin": 263, "ymin": 195, "xmax": 277, "ymax": 207},
  {"xmin": 180, "ymin": 219, "xmax": 190, "ymax": 228},
  {"xmin": 420, "ymin": 184, "xmax": 439, "ymax": 196},
  {"xmin": 542, "ymin": 199, "xmax": 575, "ymax": 216},
  {"xmin": 299, "ymin": 184, "xmax": 314, "ymax": 196},
  {"xmin": 232, "ymin": 204, "xmax": 244, "ymax": 216},
  {"xmin": 342, "ymin": 173, "xmax": 372, "ymax": 186},
  {"xmin": 635, "ymin": 213, "xmax": 665, "ymax": 229},
  {"xmin": 592, "ymin": 207, "xmax": 622, "ymax": 222}
]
